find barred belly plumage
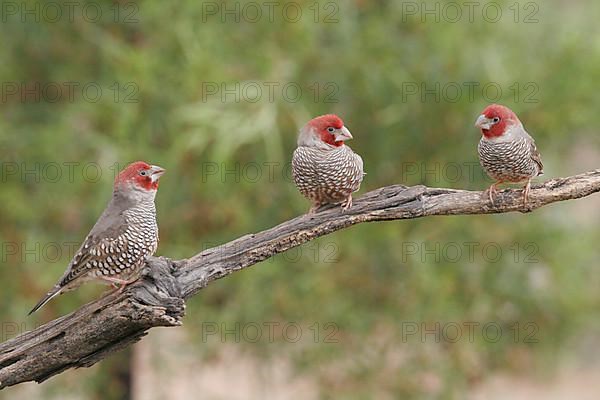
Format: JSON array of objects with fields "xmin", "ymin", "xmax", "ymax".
[
  {"xmin": 292, "ymin": 145, "xmax": 364, "ymax": 205},
  {"xmin": 478, "ymin": 137, "xmax": 540, "ymax": 182}
]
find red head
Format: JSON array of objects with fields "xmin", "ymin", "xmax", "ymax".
[
  {"xmin": 475, "ymin": 104, "xmax": 521, "ymax": 138},
  {"xmin": 115, "ymin": 161, "xmax": 165, "ymax": 192},
  {"xmin": 299, "ymin": 114, "xmax": 353, "ymax": 147}
]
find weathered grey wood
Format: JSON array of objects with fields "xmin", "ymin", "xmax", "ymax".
[
  {"xmin": 1, "ymin": 170, "xmax": 599, "ymax": 388},
  {"xmin": 0, "ymin": 257, "xmax": 184, "ymax": 387}
]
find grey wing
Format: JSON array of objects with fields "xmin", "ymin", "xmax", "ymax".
[
  {"xmin": 57, "ymin": 222, "xmax": 129, "ymax": 288},
  {"xmin": 354, "ymin": 152, "xmax": 365, "ymax": 177},
  {"xmin": 520, "ymin": 128, "xmax": 544, "ymax": 176},
  {"xmin": 529, "ymin": 139, "xmax": 544, "ymax": 176},
  {"xmin": 348, "ymin": 149, "xmax": 365, "ymax": 192}
]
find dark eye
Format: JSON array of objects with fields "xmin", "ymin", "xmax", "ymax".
[
  {"xmin": 327, "ymin": 127, "xmax": 335, "ymax": 133},
  {"xmin": 139, "ymin": 170, "xmax": 148, "ymax": 176},
  {"xmin": 492, "ymin": 117, "xmax": 500, "ymax": 123}
]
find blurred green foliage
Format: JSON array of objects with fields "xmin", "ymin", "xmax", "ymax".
[{"xmin": 1, "ymin": 0, "xmax": 599, "ymax": 398}]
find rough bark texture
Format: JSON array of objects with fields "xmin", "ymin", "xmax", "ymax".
[{"xmin": 1, "ymin": 169, "xmax": 599, "ymax": 389}]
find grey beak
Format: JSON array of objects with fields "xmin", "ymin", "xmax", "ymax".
[
  {"xmin": 335, "ymin": 126, "xmax": 353, "ymax": 141},
  {"xmin": 149, "ymin": 165, "xmax": 165, "ymax": 182},
  {"xmin": 475, "ymin": 115, "xmax": 493, "ymax": 130}
]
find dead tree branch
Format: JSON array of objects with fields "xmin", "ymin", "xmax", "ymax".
[{"xmin": 1, "ymin": 169, "xmax": 599, "ymax": 388}]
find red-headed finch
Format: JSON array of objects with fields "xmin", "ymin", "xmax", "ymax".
[
  {"xmin": 475, "ymin": 104, "xmax": 544, "ymax": 205},
  {"xmin": 292, "ymin": 114, "xmax": 365, "ymax": 213},
  {"xmin": 29, "ymin": 161, "xmax": 165, "ymax": 314}
]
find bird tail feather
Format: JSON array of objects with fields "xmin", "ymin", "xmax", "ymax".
[{"xmin": 29, "ymin": 286, "xmax": 62, "ymax": 315}]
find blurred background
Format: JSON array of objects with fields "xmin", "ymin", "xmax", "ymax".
[{"xmin": 1, "ymin": 0, "xmax": 600, "ymax": 398}]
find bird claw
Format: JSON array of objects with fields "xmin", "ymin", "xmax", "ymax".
[
  {"xmin": 487, "ymin": 180, "xmax": 534, "ymax": 210},
  {"xmin": 101, "ymin": 276, "xmax": 137, "ymax": 293},
  {"xmin": 485, "ymin": 182, "xmax": 503, "ymax": 206},
  {"xmin": 341, "ymin": 196, "xmax": 353, "ymax": 212},
  {"xmin": 522, "ymin": 180, "xmax": 532, "ymax": 209},
  {"xmin": 485, "ymin": 186, "xmax": 496, "ymax": 206},
  {"xmin": 308, "ymin": 204, "xmax": 320, "ymax": 214},
  {"xmin": 307, "ymin": 196, "xmax": 353, "ymax": 214},
  {"xmin": 488, "ymin": 190, "xmax": 495, "ymax": 206}
]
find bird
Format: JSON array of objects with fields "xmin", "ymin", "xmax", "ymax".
[
  {"xmin": 475, "ymin": 104, "xmax": 544, "ymax": 206},
  {"xmin": 292, "ymin": 114, "xmax": 365, "ymax": 213},
  {"xmin": 29, "ymin": 161, "xmax": 165, "ymax": 315}
]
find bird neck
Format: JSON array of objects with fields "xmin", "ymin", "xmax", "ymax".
[{"xmin": 112, "ymin": 187, "xmax": 156, "ymax": 207}]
